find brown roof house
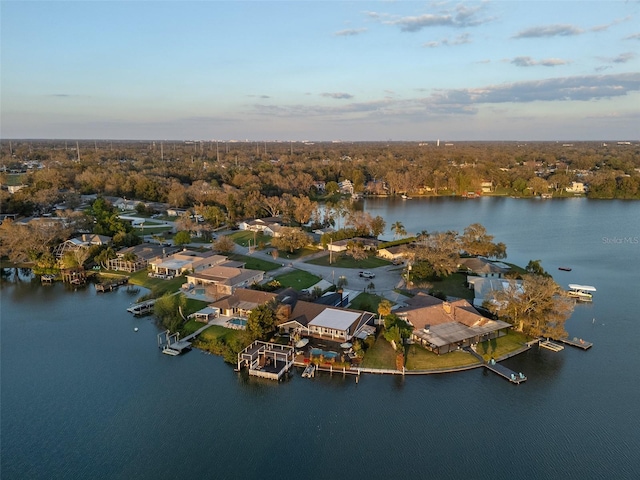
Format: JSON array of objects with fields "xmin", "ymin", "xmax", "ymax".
[
  {"xmin": 395, "ymin": 292, "xmax": 511, "ymax": 354},
  {"xmin": 185, "ymin": 265, "xmax": 265, "ymax": 298}
]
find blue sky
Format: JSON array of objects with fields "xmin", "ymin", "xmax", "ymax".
[{"xmin": 2, "ymin": 0, "xmax": 639, "ymax": 141}]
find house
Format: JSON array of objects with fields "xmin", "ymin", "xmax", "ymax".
[
  {"xmin": 377, "ymin": 245, "xmax": 405, "ymax": 263},
  {"xmin": 306, "ymin": 308, "xmax": 375, "ymax": 342},
  {"xmin": 467, "ymin": 277, "xmax": 524, "ymax": 309},
  {"xmin": 54, "ymin": 234, "xmax": 112, "ymax": 259},
  {"xmin": 566, "ymin": 182, "xmax": 586, "ymax": 194},
  {"xmin": 328, "ymin": 237, "xmax": 379, "ymax": 253},
  {"xmin": 185, "ymin": 265, "xmax": 265, "ymax": 297},
  {"xmin": 238, "ymin": 217, "xmax": 283, "ymax": 236},
  {"xmin": 210, "ymin": 289, "xmax": 277, "ymax": 317},
  {"xmin": 459, "ymin": 257, "xmax": 509, "ymax": 278},
  {"xmin": 395, "ymin": 292, "xmax": 511, "ymax": 354},
  {"xmin": 149, "ymin": 250, "xmax": 230, "ymax": 277},
  {"xmin": 167, "ymin": 207, "xmax": 188, "ymax": 217},
  {"xmin": 338, "ymin": 180, "xmax": 354, "ymax": 195},
  {"xmin": 108, "ymin": 244, "xmax": 178, "ymax": 272},
  {"xmin": 481, "ymin": 181, "xmax": 494, "ymax": 193}
]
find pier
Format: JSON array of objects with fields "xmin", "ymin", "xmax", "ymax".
[
  {"xmin": 157, "ymin": 330, "xmax": 191, "ymax": 355},
  {"xmin": 539, "ymin": 340, "xmax": 564, "ymax": 352},
  {"xmin": 237, "ymin": 341, "xmax": 294, "ymax": 381},
  {"xmin": 555, "ymin": 337, "xmax": 593, "ymax": 350},
  {"xmin": 485, "ymin": 360, "xmax": 527, "ymax": 384},
  {"xmin": 95, "ymin": 276, "xmax": 129, "ymax": 292},
  {"xmin": 127, "ymin": 299, "xmax": 155, "ymax": 315}
]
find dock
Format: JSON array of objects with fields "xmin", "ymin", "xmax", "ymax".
[
  {"xmin": 157, "ymin": 330, "xmax": 191, "ymax": 355},
  {"xmin": 127, "ymin": 299, "xmax": 155, "ymax": 315},
  {"xmin": 95, "ymin": 276, "xmax": 129, "ymax": 292},
  {"xmin": 237, "ymin": 341, "xmax": 295, "ymax": 381},
  {"xmin": 555, "ymin": 337, "xmax": 593, "ymax": 350},
  {"xmin": 539, "ymin": 340, "xmax": 565, "ymax": 352},
  {"xmin": 485, "ymin": 360, "xmax": 527, "ymax": 384}
]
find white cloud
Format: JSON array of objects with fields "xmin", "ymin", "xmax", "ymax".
[
  {"xmin": 510, "ymin": 56, "xmax": 570, "ymax": 67},
  {"xmin": 334, "ymin": 28, "xmax": 367, "ymax": 37},
  {"xmin": 513, "ymin": 24, "xmax": 584, "ymax": 39}
]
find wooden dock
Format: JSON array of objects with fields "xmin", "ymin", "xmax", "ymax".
[
  {"xmin": 95, "ymin": 276, "xmax": 129, "ymax": 292},
  {"xmin": 539, "ymin": 340, "xmax": 564, "ymax": 352},
  {"xmin": 555, "ymin": 337, "xmax": 593, "ymax": 350},
  {"xmin": 485, "ymin": 361, "xmax": 527, "ymax": 384}
]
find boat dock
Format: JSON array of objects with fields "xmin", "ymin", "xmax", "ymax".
[
  {"xmin": 127, "ymin": 299, "xmax": 155, "ymax": 315},
  {"xmin": 237, "ymin": 341, "xmax": 295, "ymax": 381},
  {"xmin": 539, "ymin": 340, "xmax": 565, "ymax": 352},
  {"xmin": 157, "ymin": 330, "xmax": 191, "ymax": 355},
  {"xmin": 485, "ymin": 360, "xmax": 527, "ymax": 384},
  {"xmin": 555, "ymin": 337, "xmax": 593, "ymax": 350},
  {"xmin": 95, "ymin": 276, "xmax": 129, "ymax": 292}
]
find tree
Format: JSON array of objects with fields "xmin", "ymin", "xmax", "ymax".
[
  {"xmin": 246, "ymin": 303, "xmax": 277, "ymax": 340},
  {"xmin": 370, "ymin": 215, "xmax": 386, "ymax": 238},
  {"xmin": 526, "ymin": 259, "xmax": 549, "ymax": 277},
  {"xmin": 213, "ymin": 235, "xmax": 236, "ymax": 255},
  {"xmin": 173, "ymin": 231, "xmax": 191, "ymax": 246},
  {"xmin": 377, "ymin": 299, "xmax": 392, "ymax": 320},
  {"xmin": 154, "ymin": 292, "xmax": 187, "ymax": 333},
  {"xmin": 412, "ymin": 231, "xmax": 460, "ymax": 278},
  {"xmin": 484, "ymin": 275, "xmax": 574, "ymax": 338},
  {"xmin": 270, "ymin": 227, "xmax": 311, "ymax": 253},
  {"xmin": 346, "ymin": 240, "xmax": 368, "ymax": 261},
  {"xmin": 391, "ymin": 221, "xmax": 407, "ymax": 239},
  {"xmin": 460, "ymin": 223, "xmax": 507, "ymax": 259},
  {"xmin": 292, "ymin": 196, "xmax": 317, "ymax": 225}
]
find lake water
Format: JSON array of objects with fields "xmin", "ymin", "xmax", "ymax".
[{"xmin": 2, "ymin": 198, "xmax": 639, "ymax": 479}]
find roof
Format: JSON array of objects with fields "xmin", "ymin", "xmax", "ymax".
[
  {"xmin": 308, "ymin": 308, "xmax": 362, "ymax": 332},
  {"xmin": 211, "ymin": 289, "xmax": 277, "ymax": 310},
  {"xmin": 413, "ymin": 318, "xmax": 511, "ymax": 348},
  {"xmin": 188, "ymin": 265, "xmax": 263, "ymax": 286},
  {"xmin": 459, "ymin": 257, "xmax": 509, "ymax": 274}
]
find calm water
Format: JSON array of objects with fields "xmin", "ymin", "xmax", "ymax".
[{"xmin": 2, "ymin": 198, "xmax": 639, "ymax": 479}]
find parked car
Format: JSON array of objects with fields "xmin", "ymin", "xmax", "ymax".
[{"xmin": 359, "ymin": 271, "xmax": 375, "ymax": 278}]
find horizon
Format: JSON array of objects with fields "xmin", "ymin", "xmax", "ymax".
[{"xmin": 2, "ymin": 1, "xmax": 639, "ymax": 141}]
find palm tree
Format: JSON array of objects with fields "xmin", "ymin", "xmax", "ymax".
[{"xmin": 391, "ymin": 221, "xmax": 407, "ymax": 239}]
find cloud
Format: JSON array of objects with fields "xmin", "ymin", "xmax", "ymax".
[
  {"xmin": 423, "ymin": 33, "xmax": 471, "ymax": 48},
  {"xmin": 320, "ymin": 92, "xmax": 354, "ymax": 100},
  {"xmin": 247, "ymin": 94, "xmax": 271, "ymax": 99},
  {"xmin": 513, "ymin": 24, "xmax": 584, "ymax": 38},
  {"xmin": 510, "ymin": 56, "xmax": 570, "ymax": 67},
  {"xmin": 379, "ymin": 4, "xmax": 493, "ymax": 32},
  {"xmin": 428, "ymin": 73, "xmax": 640, "ymax": 105},
  {"xmin": 334, "ymin": 28, "xmax": 367, "ymax": 37},
  {"xmin": 624, "ymin": 33, "xmax": 640, "ymax": 41},
  {"xmin": 590, "ymin": 16, "xmax": 631, "ymax": 32},
  {"xmin": 597, "ymin": 52, "xmax": 636, "ymax": 64}
]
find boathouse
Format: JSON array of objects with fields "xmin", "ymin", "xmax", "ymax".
[{"xmin": 237, "ymin": 341, "xmax": 294, "ymax": 380}]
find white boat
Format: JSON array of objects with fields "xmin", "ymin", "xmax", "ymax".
[
  {"xmin": 568, "ymin": 284, "xmax": 596, "ymax": 301},
  {"xmin": 401, "ymin": 194, "xmax": 412, "ymax": 200},
  {"xmin": 295, "ymin": 338, "xmax": 309, "ymax": 348}
]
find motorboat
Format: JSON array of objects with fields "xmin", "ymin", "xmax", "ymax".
[
  {"xmin": 558, "ymin": 266, "xmax": 572, "ymax": 271},
  {"xmin": 568, "ymin": 284, "xmax": 596, "ymax": 301},
  {"xmin": 295, "ymin": 338, "xmax": 309, "ymax": 349}
]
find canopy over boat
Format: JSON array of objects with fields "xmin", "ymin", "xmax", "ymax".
[{"xmin": 568, "ymin": 284, "xmax": 597, "ymax": 292}]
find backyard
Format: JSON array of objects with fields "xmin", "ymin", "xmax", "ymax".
[
  {"xmin": 475, "ymin": 330, "xmax": 531, "ymax": 361},
  {"xmin": 405, "ymin": 345, "xmax": 481, "ymax": 370},
  {"xmin": 307, "ymin": 252, "xmax": 390, "ymax": 269},
  {"xmin": 360, "ymin": 336, "xmax": 397, "ymax": 370},
  {"xmin": 274, "ymin": 269, "xmax": 322, "ymax": 289}
]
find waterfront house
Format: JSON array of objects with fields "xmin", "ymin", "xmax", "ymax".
[
  {"xmin": 210, "ymin": 289, "xmax": 277, "ymax": 317},
  {"xmin": 108, "ymin": 244, "xmax": 178, "ymax": 272},
  {"xmin": 395, "ymin": 293, "xmax": 511, "ymax": 354},
  {"xmin": 458, "ymin": 257, "xmax": 510, "ymax": 278},
  {"xmin": 238, "ymin": 217, "xmax": 283, "ymax": 236},
  {"xmin": 54, "ymin": 234, "xmax": 112, "ymax": 259},
  {"xmin": 185, "ymin": 265, "xmax": 264, "ymax": 297},
  {"xmin": 149, "ymin": 250, "xmax": 232, "ymax": 277}
]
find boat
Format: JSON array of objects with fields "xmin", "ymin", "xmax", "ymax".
[
  {"xmin": 301, "ymin": 364, "xmax": 315, "ymax": 378},
  {"xmin": 558, "ymin": 266, "xmax": 572, "ymax": 271},
  {"xmin": 401, "ymin": 194, "xmax": 412, "ymax": 200},
  {"xmin": 568, "ymin": 284, "xmax": 596, "ymax": 301},
  {"xmin": 295, "ymin": 338, "xmax": 309, "ymax": 349}
]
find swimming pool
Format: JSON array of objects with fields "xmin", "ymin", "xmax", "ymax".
[
  {"xmin": 310, "ymin": 348, "xmax": 339, "ymax": 359},
  {"xmin": 228, "ymin": 318, "xmax": 247, "ymax": 327}
]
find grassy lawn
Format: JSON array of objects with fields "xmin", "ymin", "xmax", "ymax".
[
  {"xmin": 348, "ymin": 292, "xmax": 386, "ymax": 313},
  {"xmin": 228, "ymin": 231, "xmax": 271, "ymax": 247},
  {"xmin": 228, "ymin": 253, "xmax": 281, "ymax": 272},
  {"xmin": 127, "ymin": 269, "xmax": 186, "ymax": 296},
  {"xmin": 360, "ymin": 336, "xmax": 398, "ymax": 369},
  {"xmin": 420, "ymin": 272, "xmax": 473, "ymax": 301},
  {"xmin": 198, "ymin": 325, "xmax": 244, "ymax": 344},
  {"xmin": 274, "ymin": 270, "xmax": 321, "ymax": 289},
  {"xmin": 306, "ymin": 252, "xmax": 390, "ymax": 269},
  {"xmin": 276, "ymin": 246, "xmax": 320, "ymax": 260},
  {"xmin": 476, "ymin": 329, "xmax": 531, "ymax": 361},
  {"xmin": 184, "ymin": 298, "xmax": 210, "ymax": 316},
  {"xmin": 405, "ymin": 345, "xmax": 481, "ymax": 370},
  {"xmin": 180, "ymin": 318, "xmax": 211, "ymax": 336}
]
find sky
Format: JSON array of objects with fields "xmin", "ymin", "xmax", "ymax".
[{"xmin": 1, "ymin": 0, "xmax": 639, "ymax": 141}]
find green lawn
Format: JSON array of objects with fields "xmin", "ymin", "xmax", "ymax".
[
  {"xmin": 476, "ymin": 329, "xmax": 531, "ymax": 361},
  {"xmin": 274, "ymin": 270, "xmax": 321, "ymax": 289},
  {"xmin": 127, "ymin": 269, "xmax": 186, "ymax": 296},
  {"xmin": 228, "ymin": 254, "xmax": 281, "ymax": 272},
  {"xmin": 348, "ymin": 292, "xmax": 386, "ymax": 313},
  {"xmin": 306, "ymin": 252, "xmax": 390, "ymax": 269},
  {"xmin": 180, "ymin": 318, "xmax": 211, "ymax": 336},
  {"xmin": 184, "ymin": 298, "xmax": 211, "ymax": 316},
  {"xmin": 228, "ymin": 231, "xmax": 271, "ymax": 247},
  {"xmin": 405, "ymin": 345, "xmax": 481, "ymax": 370},
  {"xmin": 198, "ymin": 325, "xmax": 244, "ymax": 344},
  {"xmin": 275, "ymin": 246, "xmax": 320, "ymax": 260},
  {"xmin": 360, "ymin": 336, "xmax": 398, "ymax": 369},
  {"xmin": 419, "ymin": 272, "xmax": 473, "ymax": 301}
]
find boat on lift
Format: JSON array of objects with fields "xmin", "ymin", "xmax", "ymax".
[{"xmin": 568, "ymin": 284, "xmax": 596, "ymax": 301}]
